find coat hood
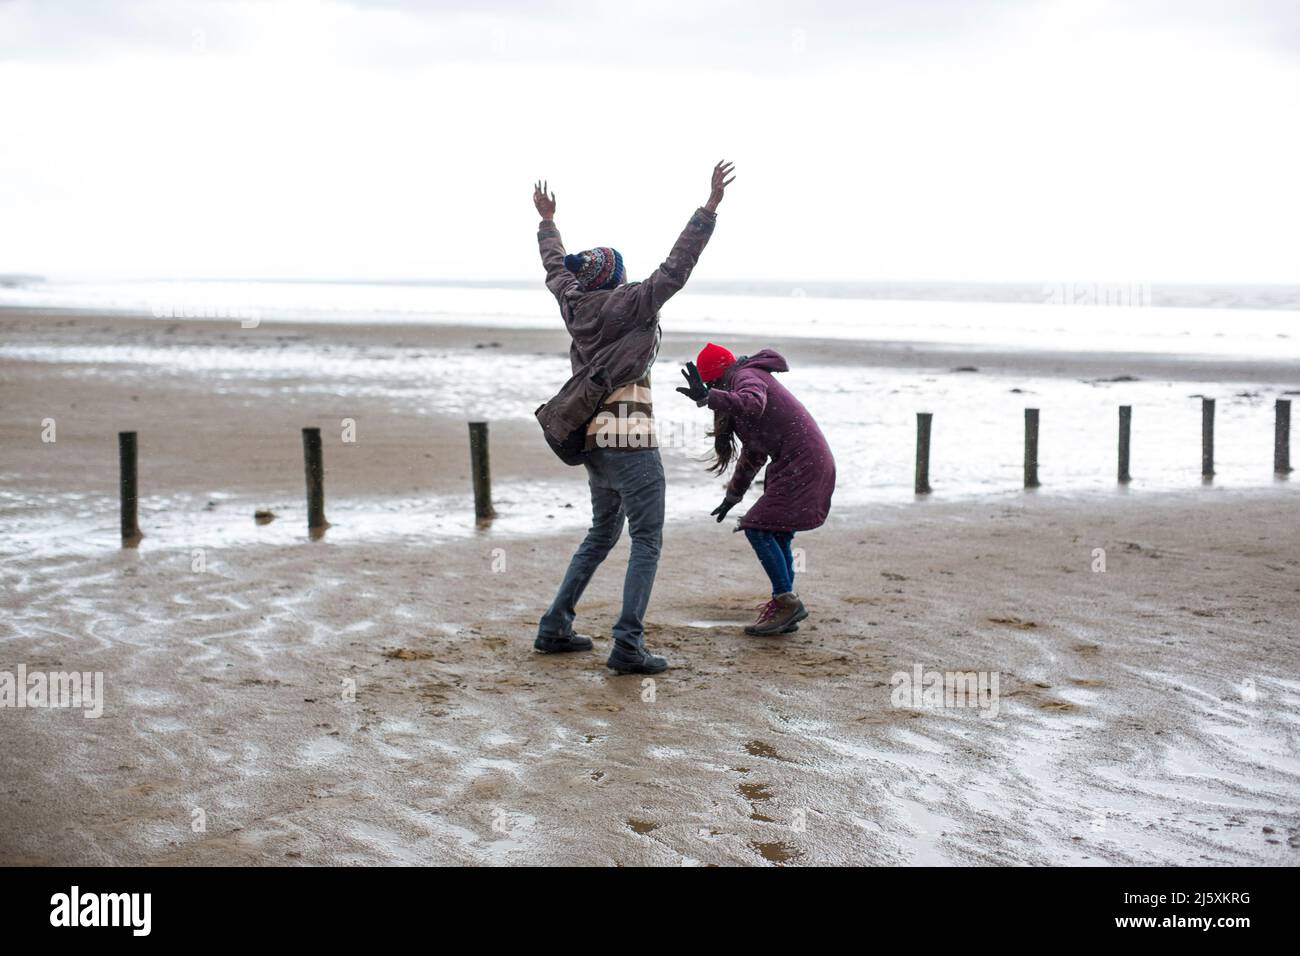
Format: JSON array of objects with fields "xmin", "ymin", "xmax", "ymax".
[{"xmin": 737, "ymin": 348, "xmax": 789, "ymax": 374}]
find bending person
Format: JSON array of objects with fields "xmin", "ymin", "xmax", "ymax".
[{"xmin": 676, "ymin": 343, "xmax": 836, "ymax": 635}]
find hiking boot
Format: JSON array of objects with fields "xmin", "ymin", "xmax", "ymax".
[
  {"xmin": 534, "ymin": 632, "xmax": 594, "ymax": 653},
  {"xmin": 606, "ymin": 643, "xmax": 669, "ymax": 674},
  {"xmin": 743, "ymin": 599, "xmax": 800, "ymax": 634},
  {"xmin": 744, "ymin": 592, "xmax": 808, "ymax": 636}
]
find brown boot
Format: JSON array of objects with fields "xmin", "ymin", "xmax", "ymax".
[{"xmin": 744, "ymin": 592, "xmax": 808, "ymax": 636}]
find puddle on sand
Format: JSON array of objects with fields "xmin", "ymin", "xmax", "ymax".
[
  {"xmin": 345, "ymin": 822, "xmax": 430, "ymax": 866},
  {"xmin": 890, "ymin": 797, "xmax": 953, "ymax": 865},
  {"xmin": 812, "ymin": 731, "xmax": 970, "ymax": 864},
  {"xmin": 1203, "ymin": 720, "xmax": 1300, "ymax": 777},
  {"xmin": 440, "ymin": 813, "xmax": 537, "ymax": 864},
  {"xmin": 0, "ymin": 485, "xmax": 594, "ymax": 560},
  {"xmin": 751, "ymin": 840, "xmax": 801, "ymax": 864},
  {"xmin": 299, "ymin": 735, "xmax": 347, "ymax": 765}
]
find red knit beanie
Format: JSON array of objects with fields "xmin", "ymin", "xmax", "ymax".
[{"xmin": 695, "ymin": 342, "xmax": 736, "ymax": 383}]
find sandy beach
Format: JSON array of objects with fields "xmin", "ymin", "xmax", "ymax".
[{"xmin": 1, "ymin": 309, "xmax": 1298, "ymax": 866}]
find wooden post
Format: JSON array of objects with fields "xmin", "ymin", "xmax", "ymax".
[
  {"xmin": 118, "ymin": 431, "xmax": 142, "ymax": 546},
  {"xmin": 1023, "ymin": 408, "xmax": 1040, "ymax": 489},
  {"xmin": 1118, "ymin": 405, "xmax": 1132, "ymax": 484},
  {"xmin": 1276, "ymin": 399, "xmax": 1292, "ymax": 475},
  {"xmin": 468, "ymin": 421, "xmax": 496, "ymax": 521},
  {"xmin": 1201, "ymin": 398, "xmax": 1215, "ymax": 479},
  {"xmin": 302, "ymin": 427, "xmax": 328, "ymax": 531},
  {"xmin": 914, "ymin": 412, "xmax": 932, "ymax": 495}
]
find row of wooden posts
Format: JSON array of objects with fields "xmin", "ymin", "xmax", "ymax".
[
  {"xmin": 115, "ymin": 399, "xmax": 1293, "ymax": 544},
  {"xmin": 914, "ymin": 398, "xmax": 1293, "ymax": 494},
  {"xmin": 116, "ymin": 422, "xmax": 497, "ymax": 544}
]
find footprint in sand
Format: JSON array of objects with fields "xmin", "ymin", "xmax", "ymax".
[
  {"xmin": 627, "ymin": 818, "xmax": 658, "ymax": 835},
  {"xmin": 1035, "ymin": 698, "xmax": 1078, "ymax": 713},
  {"xmin": 744, "ymin": 740, "xmax": 786, "ymax": 761},
  {"xmin": 738, "ymin": 781, "xmax": 775, "ymax": 822},
  {"xmin": 988, "ymin": 616, "xmax": 1039, "ymax": 630},
  {"xmin": 383, "ymin": 648, "xmax": 435, "ymax": 661}
]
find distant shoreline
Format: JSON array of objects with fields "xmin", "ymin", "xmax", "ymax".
[
  {"xmin": 2, "ymin": 306, "xmax": 1298, "ymax": 383},
  {"xmin": 2, "ymin": 277, "xmax": 1298, "ymax": 310},
  {"xmin": 3, "ymin": 307, "xmax": 1299, "ymax": 388}
]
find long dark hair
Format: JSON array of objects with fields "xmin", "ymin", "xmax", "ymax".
[
  {"xmin": 706, "ymin": 410, "xmax": 737, "ymax": 475},
  {"xmin": 703, "ymin": 358, "xmax": 741, "ymax": 474}
]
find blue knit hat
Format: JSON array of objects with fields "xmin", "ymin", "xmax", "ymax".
[{"xmin": 564, "ymin": 247, "xmax": 625, "ymax": 291}]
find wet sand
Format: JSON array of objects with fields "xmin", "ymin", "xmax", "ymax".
[{"xmin": 2, "ymin": 309, "xmax": 1298, "ymax": 865}]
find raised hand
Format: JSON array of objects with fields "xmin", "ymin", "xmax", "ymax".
[
  {"xmin": 533, "ymin": 180, "xmax": 556, "ymax": 221},
  {"xmin": 705, "ymin": 160, "xmax": 736, "ymax": 213},
  {"xmin": 675, "ymin": 361, "xmax": 710, "ymax": 404}
]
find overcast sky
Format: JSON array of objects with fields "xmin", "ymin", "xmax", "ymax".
[{"xmin": 1, "ymin": 0, "xmax": 1297, "ymax": 283}]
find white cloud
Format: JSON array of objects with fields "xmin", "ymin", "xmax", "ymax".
[{"xmin": 1, "ymin": 0, "xmax": 1297, "ymax": 282}]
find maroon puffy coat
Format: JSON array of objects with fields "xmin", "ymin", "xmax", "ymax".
[{"xmin": 704, "ymin": 350, "xmax": 836, "ymax": 532}]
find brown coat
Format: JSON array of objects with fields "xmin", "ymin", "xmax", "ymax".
[{"xmin": 534, "ymin": 207, "xmax": 716, "ymax": 448}]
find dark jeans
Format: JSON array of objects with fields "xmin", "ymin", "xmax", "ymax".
[
  {"xmin": 538, "ymin": 447, "xmax": 665, "ymax": 650},
  {"xmin": 744, "ymin": 528, "xmax": 796, "ymax": 596}
]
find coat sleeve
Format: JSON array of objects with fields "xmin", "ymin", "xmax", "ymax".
[
  {"xmin": 725, "ymin": 444, "xmax": 768, "ymax": 501},
  {"xmin": 707, "ymin": 370, "xmax": 771, "ymax": 501},
  {"xmin": 538, "ymin": 219, "xmax": 578, "ymax": 303},
  {"xmin": 705, "ymin": 371, "xmax": 769, "ymax": 422},
  {"xmin": 634, "ymin": 207, "xmax": 717, "ymax": 321}
]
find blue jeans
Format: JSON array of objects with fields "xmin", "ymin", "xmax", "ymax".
[
  {"xmin": 538, "ymin": 448, "xmax": 665, "ymax": 650},
  {"xmin": 744, "ymin": 529, "xmax": 795, "ymax": 596}
]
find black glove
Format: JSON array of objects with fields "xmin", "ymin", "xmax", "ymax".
[
  {"xmin": 710, "ymin": 498, "xmax": 736, "ymax": 523},
  {"xmin": 675, "ymin": 361, "xmax": 710, "ymax": 405}
]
